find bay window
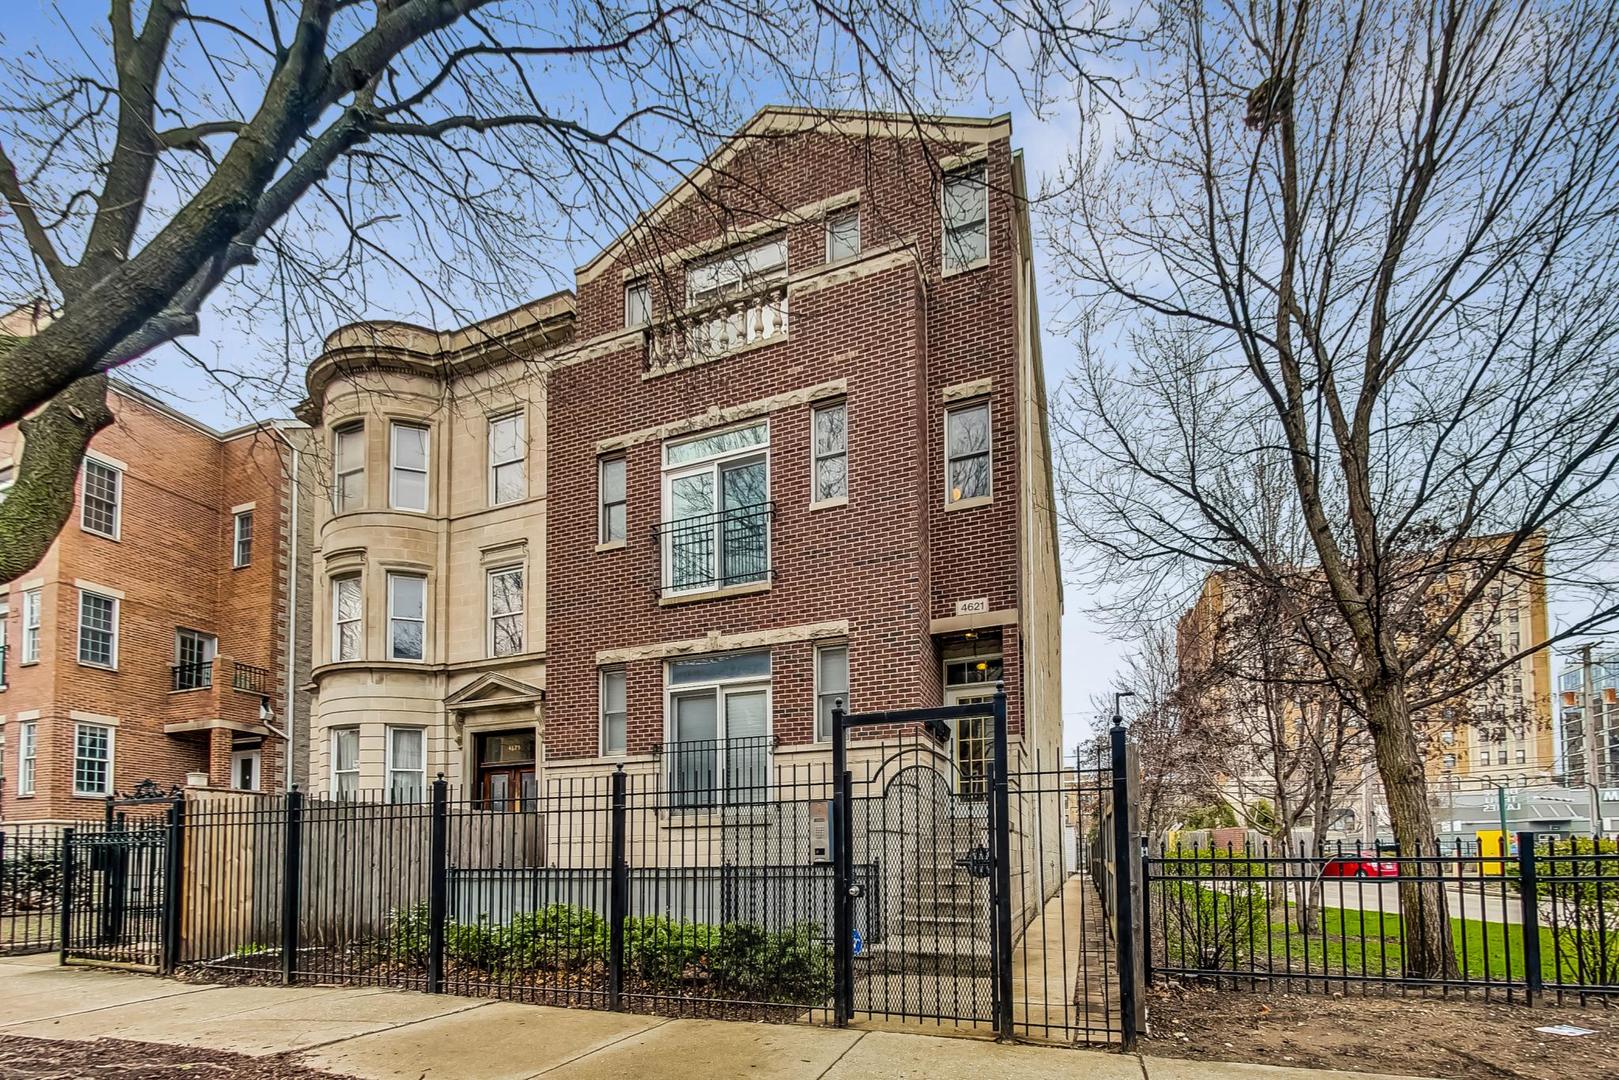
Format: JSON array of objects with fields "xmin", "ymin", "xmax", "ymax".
[
  {"xmin": 386, "ymin": 726, "xmax": 425, "ymax": 803},
  {"xmin": 332, "ymin": 575, "xmax": 362, "ymax": 662},
  {"xmin": 333, "ymin": 423, "xmax": 365, "ymax": 512},
  {"xmin": 389, "ymin": 423, "xmax": 429, "ymax": 512},
  {"xmin": 332, "ymin": 727, "xmax": 359, "ymax": 796},
  {"xmin": 387, "ymin": 573, "xmax": 426, "ymax": 661}
]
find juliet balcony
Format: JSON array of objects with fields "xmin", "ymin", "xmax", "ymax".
[{"xmin": 652, "ymin": 502, "xmax": 773, "ymax": 600}]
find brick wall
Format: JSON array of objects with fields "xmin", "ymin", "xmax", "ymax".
[
  {"xmin": 545, "ymin": 123, "xmax": 1029, "ymax": 760},
  {"xmin": 0, "ymin": 389, "xmax": 294, "ymax": 821}
]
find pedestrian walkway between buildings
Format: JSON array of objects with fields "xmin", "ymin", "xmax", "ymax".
[{"xmin": 0, "ymin": 952, "xmax": 1439, "ymax": 1080}]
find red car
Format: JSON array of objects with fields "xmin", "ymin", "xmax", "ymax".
[{"xmin": 1321, "ymin": 853, "xmax": 1400, "ymax": 878}]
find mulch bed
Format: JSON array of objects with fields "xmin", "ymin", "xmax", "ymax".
[
  {"xmin": 1144, "ymin": 983, "xmax": 1619, "ymax": 1080},
  {"xmin": 176, "ymin": 949, "xmax": 814, "ymax": 1023},
  {"xmin": 0, "ymin": 1035, "xmax": 351, "ymax": 1079}
]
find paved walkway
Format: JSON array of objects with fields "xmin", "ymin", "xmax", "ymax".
[{"xmin": 0, "ymin": 953, "xmax": 1435, "ymax": 1080}]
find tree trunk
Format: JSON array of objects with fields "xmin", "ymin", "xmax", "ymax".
[{"xmin": 1365, "ymin": 679, "xmax": 1456, "ymax": 980}]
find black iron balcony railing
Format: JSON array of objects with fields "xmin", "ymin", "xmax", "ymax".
[
  {"xmin": 232, "ymin": 661, "xmax": 271, "ymax": 695},
  {"xmin": 659, "ymin": 735, "xmax": 774, "ymax": 809},
  {"xmin": 171, "ymin": 659, "xmax": 213, "ymax": 691},
  {"xmin": 652, "ymin": 502, "xmax": 773, "ymax": 597}
]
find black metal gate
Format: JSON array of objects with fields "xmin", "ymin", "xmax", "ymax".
[
  {"xmin": 830, "ymin": 687, "xmax": 1012, "ymax": 1035},
  {"xmin": 61, "ymin": 794, "xmax": 182, "ymax": 972}
]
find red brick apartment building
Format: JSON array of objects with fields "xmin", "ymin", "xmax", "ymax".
[
  {"xmin": 300, "ymin": 109, "xmax": 1062, "ymax": 798},
  {"xmin": 544, "ymin": 108, "xmax": 1062, "ymax": 784},
  {"xmin": 0, "ymin": 380, "xmax": 310, "ymax": 823}
]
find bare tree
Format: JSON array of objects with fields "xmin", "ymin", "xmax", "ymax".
[
  {"xmin": 0, "ymin": 0, "xmax": 1120, "ymax": 582},
  {"xmin": 1046, "ymin": 0, "xmax": 1619, "ymax": 978}
]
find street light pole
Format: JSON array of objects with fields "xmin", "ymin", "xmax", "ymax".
[{"xmin": 1578, "ymin": 642, "xmax": 1607, "ymax": 834}]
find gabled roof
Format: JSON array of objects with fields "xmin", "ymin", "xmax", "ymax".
[{"xmin": 574, "ymin": 106, "xmax": 1012, "ymax": 286}]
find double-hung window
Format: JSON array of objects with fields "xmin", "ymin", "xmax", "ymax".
[
  {"xmin": 389, "ymin": 423, "xmax": 429, "ymax": 512},
  {"xmin": 666, "ymin": 650, "xmax": 771, "ymax": 807},
  {"xmin": 173, "ymin": 628, "xmax": 217, "ymax": 691},
  {"xmin": 386, "ymin": 726, "xmax": 425, "ymax": 803},
  {"xmin": 332, "ymin": 727, "xmax": 359, "ymax": 797},
  {"xmin": 73, "ymin": 722, "xmax": 112, "ymax": 796},
  {"xmin": 489, "ymin": 413, "xmax": 525, "ymax": 506},
  {"xmin": 945, "ymin": 401, "xmax": 992, "ymax": 505},
  {"xmin": 815, "ymin": 644, "xmax": 849, "ymax": 742},
  {"xmin": 687, "ymin": 236, "xmax": 787, "ymax": 308},
  {"xmin": 233, "ymin": 511, "xmax": 253, "ymax": 567},
  {"xmin": 659, "ymin": 422, "xmax": 769, "ymax": 595},
  {"xmin": 625, "ymin": 280, "xmax": 651, "ymax": 327},
  {"xmin": 598, "ymin": 455, "xmax": 626, "ymax": 545},
  {"xmin": 332, "ymin": 575, "xmax": 362, "ymax": 662},
  {"xmin": 17, "ymin": 719, "xmax": 36, "ymax": 796},
  {"xmin": 333, "ymin": 424, "xmax": 365, "ymax": 512},
  {"xmin": 20, "ymin": 589, "xmax": 40, "ymax": 664},
  {"xmin": 601, "ymin": 666, "xmax": 627, "ymax": 755},
  {"xmin": 77, "ymin": 590, "xmax": 117, "ymax": 668},
  {"xmin": 81, "ymin": 458, "xmax": 121, "ymax": 539},
  {"xmin": 387, "ymin": 573, "xmax": 426, "ymax": 661},
  {"xmin": 826, "ymin": 208, "xmax": 860, "ymax": 262},
  {"xmin": 487, "ymin": 567, "xmax": 524, "ymax": 657},
  {"xmin": 811, "ymin": 402, "xmax": 847, "ymax": 503},
  {"xmin": 942, "ymin": 162, "xmax": 988, "ymax": 272},
  {"xmin": 0, "ymin": 465, "xmax": 13, "ymax": 503}
]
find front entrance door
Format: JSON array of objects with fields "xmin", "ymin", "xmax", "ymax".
[
  {"xmin": 475, "ymin": 730, "xmax": 537, "ymax": 811},
  {"xmin": 945, "ymin": 687, "xmax": 993, "ymax": 799}
]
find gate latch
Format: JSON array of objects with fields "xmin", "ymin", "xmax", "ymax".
[{"xmin": 955, "ymin": 845, "xmax": 993, "ymax": 879}]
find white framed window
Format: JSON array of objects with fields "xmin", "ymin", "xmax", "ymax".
[
  {"xmin": 811, "ymin": 402, "xmax": 847, "ymax": 504},
  {"xmin": 173, "ymin": 628, "xmax": 217, "ymax": 690},
  {"xmin": 686, "ymin": 235, "xmax": 787, "ymax": 308},
  {"xmin": 488, "ymin": 412, "xmax": 526, "ymax": 506},
  {"xmin": 942, "ymin": 161, "xmax": 988, "ymax": 272},
  {"xmin": 660, "ymin": 421, "xmax": 769, "ymax": 594},
  {"xmin": 945, "ymin": 401, "xmax": 992, "ymax": 505},
  {"xmin": 389, "ymin": 422, "xmax": 429, "ymax": 512},
  {"xmin": 231, "ymin": 749, "xmax": 261, "ymax": 792},
  {"xmin": 76, "ymin": 590, "xmax": 118, "ymax": 669},
  {"xmin": 387, "ymin": 572, "xmax": 426, "ymax": 662},
  {"xmin": 599, "ymin": 455, "xmax": 626, "ymax": 544},
  {"xmin": 20, "ymin": 589, "xmax": 40, "ymax": 664},
  {"xmin": 601, "ymin": 666, "xmax": 627, "ymax": 755},
  {"xmin": 80, "ymin": 458, "xmax": 122, "ymax": 539},
  {"xmin": 625, "ymin": 279, "xmax": 651, "ymax": 326},
  {"xmin": 0, "ymin": 464, "xmax": 13, "ymax": 503},
  {"xmin": 815, "ymin": 643, "xmax": 849, "ymax": 742},
  {"xmin": 333, "ymin": 424, "xmax": 365, "ymax": 513},
  {"xmin": 332, "ymin": 727, "xmax": 359, "ymax": 797},
  {"xmin": 826, "ymin": 208, "xmax": 860, "ymax": 263},
  {"xmin": 73, "ymin": 722, "xmax": 112, "ymax": 796},
  {"xmin": 386, "ymin": 726, "xmax": 426, "ymax": 803},
  {"xmin": 487, "ymin": 566, "xmax": 524, "ymax": 657},
  {"xmin": 232, "ymin": 510, "xmax": 253, "ymax": 567},
  {"xmin": 332, "ymin": 575, "xmax": 362, "ymax": 662},
  {"xmin": 17, "ymin": 719, "xmax": 36, "ymax": 796},
  {"xmin": 665, "ymin": 650, "xmax": 771, "ymax": 806}
]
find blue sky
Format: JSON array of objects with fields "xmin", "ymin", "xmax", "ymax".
[{"xmin": 1, "ymin": 2, "xmax": 1129, "ymax": 748}]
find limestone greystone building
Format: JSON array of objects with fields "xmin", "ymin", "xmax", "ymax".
[{"xmin": 300, "ymin": 108, "xmax": 1063, "ymax": 801}]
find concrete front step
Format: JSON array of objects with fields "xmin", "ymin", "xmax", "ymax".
[{"xmin": 861, "ymin": 934, "xmax": 995, "ymax": 975}]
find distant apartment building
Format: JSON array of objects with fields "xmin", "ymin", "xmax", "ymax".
[
  {"xmin": 299, "ymin": 108, "xmax": 1063, "ymax": 800},
  {"xmin": 0, "ymin": 381, "xmax": 311, "ymax": 822},
  {"xmin": 1559, "ymin": 650, "xmax": 1619, "ymax": 788},
  {"xmin": 1177, "ymin": 545, "xmax": 1555, "ymax": 813}
]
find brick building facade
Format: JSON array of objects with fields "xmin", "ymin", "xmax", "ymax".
[
  {"xmin": 298, "ymin": 109, "xmax": 1062, "ymax": 799},
  {"xmin": 0, "ymin": 383, "xmax": 310, "ymax": 822}
]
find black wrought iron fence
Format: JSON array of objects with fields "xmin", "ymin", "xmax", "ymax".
[
  {"xmin": 1144, "ymin": 833, "xmax": 1619, "ymax": 1005},
  {"xmin": 1, "ymin": 824, "xmax": 63, "ymax": 955}
]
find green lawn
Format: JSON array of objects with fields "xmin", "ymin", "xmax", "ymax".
[{"xmin": 1163, "ymin": 902, "xmax": 1611, "ymax": 985}]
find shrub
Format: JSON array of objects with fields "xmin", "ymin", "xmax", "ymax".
[
  {"xmin": 387, "ymin": 903, "xmax": 432, "ymax": 965},
  {"xmin": 624, "ymin": 915, "xmax": 716, "ymax": 987},
  {"xmin": 1153, "ymin": 849, "xmax": 1269, "ymax": 974},
  {"xmin": 505, "ymin": 905, "xmax": 607, "ymax": 970},
  {"xmin": 1533, "ymin": 836, "xmax": 1619, "ymax": 987},
  {"xmin": 710, "ymin": 921, "xmax": 833, "ymax": 1003}
]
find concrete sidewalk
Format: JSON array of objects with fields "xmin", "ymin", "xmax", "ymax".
[{"xmin": 0, "ymin": 953, "xmax": 1436, "ymax": 1080}]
